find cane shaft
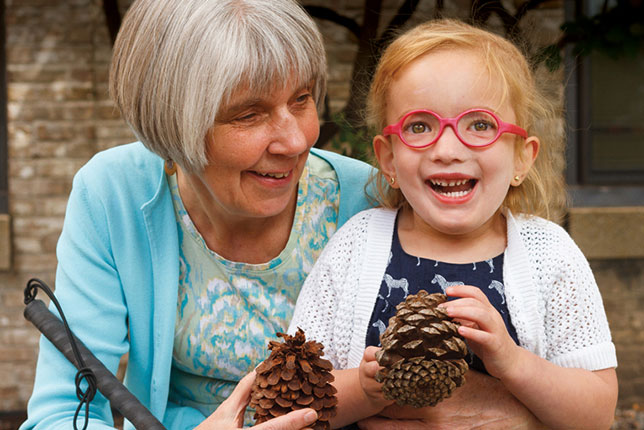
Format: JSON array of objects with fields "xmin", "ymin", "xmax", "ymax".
[{"xmin": 24, "ymin": 299, "xmax": 166, "ymax": 430}]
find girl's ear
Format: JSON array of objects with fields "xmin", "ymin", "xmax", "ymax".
[
  {"xmin": 513, "ymin": 136, "xmax": 539, "ymax": 185},
  {"xmin": 373, "ymin": 134, "xmax": 398, "ymax": 188}
]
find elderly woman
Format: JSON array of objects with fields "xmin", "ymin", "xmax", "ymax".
[{"xmin": 21, "ymin": 0, "xmax": 372, "ymax": 429}]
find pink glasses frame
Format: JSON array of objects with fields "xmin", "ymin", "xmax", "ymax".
[{"xmin": 382, "ymin": 108, "xmax": 528, "ymax": 149}]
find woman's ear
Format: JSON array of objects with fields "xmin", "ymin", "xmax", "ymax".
[
  {"xmin": 513, "ymin": 136, "xmax": 539, "ymax": 185},
  {"xmin": 373, "ymin": 134, "xmax": 398, "ymax": 188}
]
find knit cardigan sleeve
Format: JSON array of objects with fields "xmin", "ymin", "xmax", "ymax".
[
  {"xmin": 513, "ymin": 214, "xmax": 617, "ymax": 371},
  {"xmin": 288, "ymin": 208, "xmax": 395, "ymax": 370},
  {"xmin": 288, "ymin": 210, "xmax": 371, "ymax": 369}
]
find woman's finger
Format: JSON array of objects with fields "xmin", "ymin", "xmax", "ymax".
[
  {"xmin": 226, "ymin": 371, "xmax": 255, "ymax": 407},
  {"xmin": 204, "ymin": 371, "xmax": 256, "ymax": 426},
  {"xmin": 357, "ymin": 416, "xmax": 427, "ymax": 430},
  {"xmin": 252, "ymin": 408, "xmax": 318, "ymax": 430}
]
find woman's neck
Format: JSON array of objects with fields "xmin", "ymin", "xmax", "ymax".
[
  {"xmin": 396, "ymin": 206, "xmax": 507, "ymax": 264},
  {"xmin": 176, "ymin": 171, "xmax": 297, "ymax": 264}
]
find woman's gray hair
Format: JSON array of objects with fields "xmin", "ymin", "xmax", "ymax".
[{"xmin": 109, "ymin": 0, "xmax": 327, "ymax": 173}]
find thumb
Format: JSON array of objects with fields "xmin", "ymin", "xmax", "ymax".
[
  {"xmin": 363, "ymin": 346, "xmax": 380, "ymax": 362},
  {"xmin": 208, "ymin": 371, "xmax": 256, "ymax": 425},
  {"xmin": 363, "ymin": 360, "xmax": 381, "ymax": 378},
  {"xmin": 251, "ymin": 408, "xmax": 318, "ymax": 430}
]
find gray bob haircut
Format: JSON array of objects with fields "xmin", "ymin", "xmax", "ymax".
[{"xmin": 109, "ymin": 0, "xmax": 327, "ymax": 173}]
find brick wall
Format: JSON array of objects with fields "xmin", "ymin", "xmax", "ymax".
[
  {"xmin": 0, "ymin": 0, "xmax": 135, "ymax": 411},
  {"xmin": 1, "ymin": 0, "xmax": 640, "ymax": 419}
]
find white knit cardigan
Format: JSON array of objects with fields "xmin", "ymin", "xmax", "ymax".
[{"xmin": 289, "ymin": 208, "xmax": 617, "ymax": 372}]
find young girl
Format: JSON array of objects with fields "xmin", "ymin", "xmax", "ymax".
[{"xmin": 289, "ymin": 19, "xmax": 618, "ymax": 429}]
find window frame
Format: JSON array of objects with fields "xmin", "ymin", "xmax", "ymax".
[{"xmin": 564, "ymin": 0, "xmax": 644, "ymax": 207}]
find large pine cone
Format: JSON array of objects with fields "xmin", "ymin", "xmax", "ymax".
[
  {"xmin": 250, "ymin": 328, "xmax": 338, "ymax": 430},
  {"xmin": 375, "ymin": 290, "xmax": 469, "ymax": 407}
]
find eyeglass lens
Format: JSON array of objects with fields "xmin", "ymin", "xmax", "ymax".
[{"xmin": 401, "ymin": 110, "xmax": 499, "ymax": 147}]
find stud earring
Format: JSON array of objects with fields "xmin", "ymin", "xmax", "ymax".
[
  {"xmin": 164, "ymin": 160, "xmax": 177, "ymax": 175},
  {"xmin": 390, "ymin": 176, "xmax": 396, "ymax": 186},
  {"xmin": 514, "ymin": 175, "xmax": 521, "ymax": 183}
]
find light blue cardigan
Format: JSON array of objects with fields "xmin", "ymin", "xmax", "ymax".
[{"xmin": 21, "ymin": 142, "xmax": 374, "ymax": 430}]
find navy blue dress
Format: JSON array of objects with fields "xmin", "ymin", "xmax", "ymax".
[{"xmin": 365, "ymin": 218, "xmax": 519, "ymax": 374}]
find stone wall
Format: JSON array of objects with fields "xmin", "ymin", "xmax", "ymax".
[
  {"xmin": 595, "ymin": 258, "xmax": 644, "ymax": 408},
  {"xmin": 1, "ymin": 0, "xmax": 641, "ymax": 420}
]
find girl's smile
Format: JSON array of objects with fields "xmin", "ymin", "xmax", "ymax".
[
  {"xmin": 426, "ymin": 174, "xmax": 477, "ymax": 202},
  {"xmin": 373, "ymin": 47, "xmax": 538, "ymax": 260}
]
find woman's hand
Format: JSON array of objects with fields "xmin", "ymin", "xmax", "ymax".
[
  {"xmin": 357, "ymin": 370, "xmax": 547, "ymax": 430},
  {"xmin": 440, "ymin": 285, "xmax": 521, "ymax": 379},
  {"xmin": 196, "ymin": 371, "xmax": 318, "ymax": 430}
]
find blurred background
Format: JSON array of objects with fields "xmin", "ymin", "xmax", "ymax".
[{"xmin": 0, "ymin": 0, "xmax": 642, "ymax": 428}]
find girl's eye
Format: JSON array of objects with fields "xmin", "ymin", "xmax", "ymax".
[
  {"xmin": 470, "ymin": 120, "xmax": 496, "ymax": 132},
  {"xmin": 410, "ymin": 122, "xmax": 429, "ymax": 134},
  {"xmin": 474, "ymin": 121, "xmax": 490, "ymax": 131}
]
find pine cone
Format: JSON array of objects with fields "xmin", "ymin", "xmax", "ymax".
[
  {"xmin": 375, "ymin": 290, "xmax": 469, "ymax": 407},
  {"xmin": 250, "ymin": 328, "xmax": 338, "ymax": 430}
]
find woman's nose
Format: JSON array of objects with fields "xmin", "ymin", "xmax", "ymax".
[{"xmin": 268, "ymin": 110, "xmax": 313, "ymax": 155}]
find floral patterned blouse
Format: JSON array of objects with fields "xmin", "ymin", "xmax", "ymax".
[{"xmin": 167, "ymin": 153, "xmax": 340, "ymax": 419}]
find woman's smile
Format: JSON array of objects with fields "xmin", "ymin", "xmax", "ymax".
[
  {"xmin": 247, "ymin": 168, "xmax": 297, "ymax": 189},
  {"xmin": 192, "ymin": 80, "xmax": 320, "ymax": 222},
  {"xmin": 252, "ymin": 170, "xmax": 292, "ymax": 180}
]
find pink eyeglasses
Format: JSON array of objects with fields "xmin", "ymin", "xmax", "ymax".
[{"xmin": 382, "ymin": 108, "xmax": 527, "ymax": 149}]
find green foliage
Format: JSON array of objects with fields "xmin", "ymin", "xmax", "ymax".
[
  {"xmin": 539, "ymin": 0, "xmax": 644, "ymax": 70},
  {"xmin": 324, "ymin": 113, "xmax": 374, "ymax": 164}
]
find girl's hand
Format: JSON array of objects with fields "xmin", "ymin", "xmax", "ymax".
[
  {"xmin": 196, "ymin": 371, "xmax": 318, "ymax": 430},
  {"xmin": 359, "ymin": 346, "xmax": 394, "ymax": 410},
  {"xmin": 440, "ymin": 285, "xmax": 521, "ymax": 380}
]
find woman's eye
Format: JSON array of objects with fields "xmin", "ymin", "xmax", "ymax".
[
  {"xmin": 235, "ymin": 112, "xmax": 258, "ymax": 122},
  {"xmin": 295, "ymin": 92, "xmax": 312, "ymax": 104}
]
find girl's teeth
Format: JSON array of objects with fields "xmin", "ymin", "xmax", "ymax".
[
  {"xmin": 430, "ymin": 179, "xmax": 468, "ymax": 187},
  {"xmin": 439, "ymin": 190, "xmax": 470, "ymax": 197},
  {"xmin": 428, "ymin": 178, "xmax": 475, "ymax": 197}
]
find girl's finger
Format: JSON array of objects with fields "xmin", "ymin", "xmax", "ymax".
[
  {"xmin": 445, "ymin": 285, "xmax": 491, "ymax": 303},
  {"xmin": 363, "ymin": 346, "xmax": 380, "ymax": 362},
  {"xmin": 457, "ymin": 324, "xmax": 494, "ymax": 344},
  {"xmin": 452, "ymin": 317, "xmax": 479, "ymax": 329},
  {"xmin": 440, "ymin": 297, "xmax": 484, "ymax": 310},
  {"xmin": 444, "ymin": 305, "xmax": 499, "ymax": 332},
  {"xmin": 362, "ymin": 360, "xmax": 381, "ymax": 378}
]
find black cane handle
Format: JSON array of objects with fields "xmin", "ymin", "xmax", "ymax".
[{"xmin": 24, "ymin": 281, "xmax": 166, "ymax": 430}]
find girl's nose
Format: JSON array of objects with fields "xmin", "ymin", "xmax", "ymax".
[{"xmin": 428, "ymin": 125, "xmax": 466, "ymax": 162}]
